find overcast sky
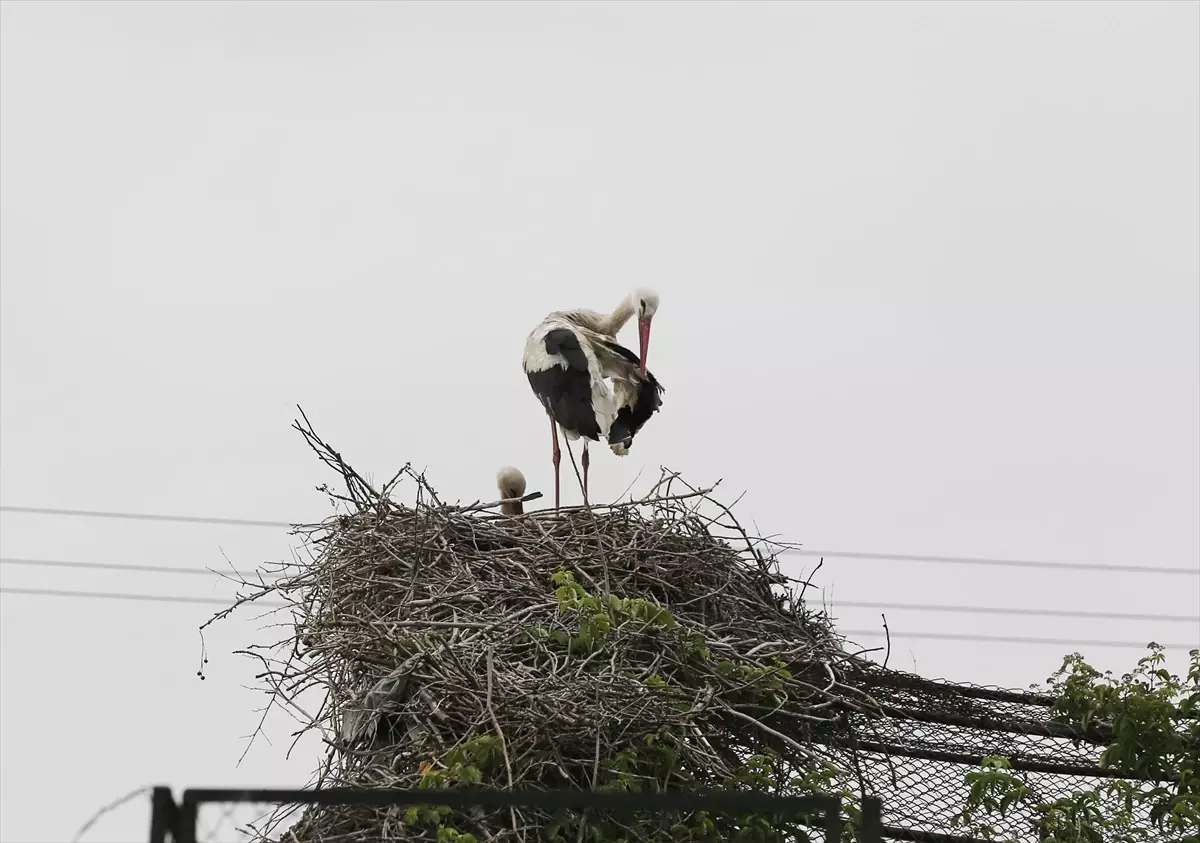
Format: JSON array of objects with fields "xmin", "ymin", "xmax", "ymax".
[{"xmin": 1, "ymin": 1, "xmax": 1197, "ymax": 841}]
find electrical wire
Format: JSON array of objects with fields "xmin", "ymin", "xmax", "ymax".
[
  {"xmin": 828, "ymin": 598, "xmax": 1197, "ymax": 624},
  {"xmin": 0, "ymin": 557, "xmax": 273, "ymax": 577},
  {"xmin": 1, "ymin": 586, "xmax": 1195, "ymax": 650},
  {"xmin": 3, "ymin": 503, "xmax": 1196, "ymax": 575},
  {"xmin": 0, "ymin": 586, "xmax": 288, "ymax": 609},
  {"xmin": 3, "ymin": 556, "xmax": 1194, "ymax": 624},
  {"xmin": 780, "ymin": 548, "xmax": 1197, "ymax": 576},
  {"xmin": 0, "ymin": 504, "xmax": 292, "ymax": 529},
  {"xmin": 838, "ymin": 628, "xmax": 1196, "ymax": 651}
]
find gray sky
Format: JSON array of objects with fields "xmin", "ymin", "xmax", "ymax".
[{"xmin": 1, "ymin": 1, "xmax": 1197, "ymax": 840}]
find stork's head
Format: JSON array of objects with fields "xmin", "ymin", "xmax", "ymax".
[
  {"xmin": 497, "ymin": 466, "xmax": 527, "ymax": 516},
  {"xmin": 631, "ymin": 288, "xmax": 659, "ymax": 374},
  {"xmin": 497, "ymin": 465, "xmax": 527, "ymax": 500}
]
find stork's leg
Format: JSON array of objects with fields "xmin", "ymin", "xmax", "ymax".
[
  {"xmin": 581, "ymin": 441, "xmax": 590, "ymax": 506},
  {"xmin": 549, "ymin": 415, "xmax": 562, "ymax": 510}
]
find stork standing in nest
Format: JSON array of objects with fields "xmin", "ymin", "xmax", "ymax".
[{"xmin": 522, "ymin": 289, "xmax": 664, "ymax": 509}]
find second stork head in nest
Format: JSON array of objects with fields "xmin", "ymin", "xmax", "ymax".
[{"xmin": 497, "ymin": 465, "xmax": 527, "ymax": 516}]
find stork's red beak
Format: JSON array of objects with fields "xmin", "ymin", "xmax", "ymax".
[{"xmin": 638, "ymin": 316, "xmax": 651, "ymax": 375}]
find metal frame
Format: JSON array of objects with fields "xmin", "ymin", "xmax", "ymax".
[{"xmin": 149, "ymin": 786, "xmax": 884, "ymax": 843}]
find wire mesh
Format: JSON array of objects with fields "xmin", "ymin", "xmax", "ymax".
[{"xmin": 811, "ymin": 669, "xmax": 1175, "ymax": 841}]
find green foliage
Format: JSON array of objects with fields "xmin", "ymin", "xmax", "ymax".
[
  {"xmin": 430, "ymin": 571, "xmax": 880, "ymax": 842},
  {"xmin": 403, "ymin": 735, "xmax": 502, "ymax": 837},
  {"xmin": 543, "ymin": 571, "xmax": 795, "ymax": 712},
  {"xmin": 595, "ymin": 731, "xmax": 687, "ymax": 794},
  {"xmin": 951, "ymin": 756, "xmax": 1032, "ymax": 840},
  {"xmin": 682, "ymin": 632, "xmax": 711, "ymax": 662},
  {"xmin": 713, "ymin": 658, "xmax": 792, "ymax": 707},
  {"xmin": 537, "ymin": 742, "xmax": 865, "ymax": 843},
  {"xmin": 1032, "ymin": 791, "xmax": 1109, "ymax": 843},
  {"xmin": 1050, "ymin": 646, "xmax": 1197, "ymax": 779},
  {"xmin": 549, "ymin": 570, "xmax": 680, "ymax": 656},
  {"xmin": 954, "ymin": 646, "xmax": 1200, "ymax": 843},
  {"xmin": 540, "ymin": 574, "xmax": 681, "ymax": 662}
]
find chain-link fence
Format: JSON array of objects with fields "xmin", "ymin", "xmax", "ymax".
[
  {"xmin": 812, "ymin": 665, "xmax": 1175, "ymax": 840},
  {"xmin": 157, "ymin": 670, "xmax": 1177, "ymax": 843}
]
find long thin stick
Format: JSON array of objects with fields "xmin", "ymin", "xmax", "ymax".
[{"xmin": 487, "ymin": 646, "xmax": 518, "ymax": 835}]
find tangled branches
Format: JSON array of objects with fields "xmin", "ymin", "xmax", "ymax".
[{"xmin": 208, "ymin": 412, "xmax": 890, "ymax": 842}]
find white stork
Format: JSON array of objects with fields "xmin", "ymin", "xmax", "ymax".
[
  {"xmin": 496, "ymin": 465, "xmax": 527, "ymax": 516},
  {"xmin": 522, "ymin": 289, "xmax": 664, "ymax": 509}
]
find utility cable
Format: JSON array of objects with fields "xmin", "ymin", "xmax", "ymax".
[
  {"xmin": 1, "ymin": 586, "xmax": 1195, "ymax": 650},
  {"xmin": 4, "ymin": 503, "xmax": 1196, "ymax": 575},
  {"xmin": 781, "ymin": 548, "xmax": 1196, "ymax": 576},
  {"xmin": 3, "ymin": 557, "xmax": 1196, "ymax": 622}
]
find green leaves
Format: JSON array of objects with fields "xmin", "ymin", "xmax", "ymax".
[
  {"xmin": 952, "ymin": 756, "xmax": 1031, "ymax": 839},
  {"xmin": 956, "ymin": 647, "xmax": 1200, "ymax": 842},
  {"xmin": 548, "ymin": 569, "xmax": 682, "ymax": 657}
]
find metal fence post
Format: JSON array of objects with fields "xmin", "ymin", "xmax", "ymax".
[
  {"xmin": 860, "ymin": 796, "xmax": 883, "ymax": 843},
  {"xmin": 822, "ymin": 795, "xmax": 844, "ymax": 843},
  {"xmin": 177, "ymin": 794, "xmax": 198, "ymax": 843},
  {"xmin": 148, "ymin": 788, "xmax": 177, "ymax": 843}
]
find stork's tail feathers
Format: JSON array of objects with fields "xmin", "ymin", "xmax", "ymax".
[
  {"xmin": 607, "ymin": 423, "xmax": 633, "ymax": 456},
  {"xmin": 607, "ymin": 367, "xmax": 663, "ymax": 456},
  {"xmin": 497, "ymin": 466, "xmax": 527, "ymax": 515}
]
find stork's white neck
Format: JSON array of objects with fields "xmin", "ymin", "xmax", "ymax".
[
  {"xmin": 561, "ymin": 289, "xmax": 657, "ymax": 337},
  {"xmin": 600, "ymin": 296, "xmax": 638, "ymax": 337}
]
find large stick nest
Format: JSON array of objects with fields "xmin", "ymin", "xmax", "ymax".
[{"xmin": 209, "ymin": 412, "xmax": 891, "ymax": 842}]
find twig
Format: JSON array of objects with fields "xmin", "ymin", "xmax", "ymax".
[
  {"xmin": 486, "ymin": 645, "xmax": 518, "ymax": 835},
  {"xmin": 72, "ymin": 786, "xmax": 153, "ymax": 842},
  {"xmin": 882, "ymin": 613, "xmax": 892, "ymax": 669}
]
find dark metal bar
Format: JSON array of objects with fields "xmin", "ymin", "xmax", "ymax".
[
  {"xmin": 177, "ymin": 795, "xmax": 198, "ymax": 843},
  {"xmin": 847, "ymin": 671, "xmax": 1058, "ymax": 707},
  {"xmin": 148, "ymin": 788, "xmax": 177, "ymax": 843},
  {"xmin": 865, "ymin": 702, "xmax": 1111, "ymax": 745},
  {"xmin": 178, "ymin": 786, "xmax": 839, "ymax": 816},
  {"xmin": 170, "ymin": 786, "xmax": 875, "ymax": 842},
  {"xmin": 821, "ymin": 796, "xmax": 843, "ymax": 843},
  {"xmin": 850, "ymin": 737, "xmax": 1174, "ymax": 782},
  {"xmin": 860, "ymin": 796, "xmax": 884, "ymax": 843},
  {"xmin": 878, "ymin": 825, "xmax": 994, "ymax": 843}
]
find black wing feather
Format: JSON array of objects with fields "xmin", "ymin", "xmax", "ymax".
[
  {"xmin": 527, "ymin": 328, "xmax": 602, "ymax": 441},
  {"xmin": 600, "ymin": 339, "xmax": 664, "ymax": 450}
]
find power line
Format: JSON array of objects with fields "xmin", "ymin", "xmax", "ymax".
[
  {"xmin": 841, "ymin": 628, "xmax": 1197, "ymax": 651},
  {"xmin": 831, "ymin": 599, "xmax": 1197, "ymax": 625},
  {"xmin": 0, "ymin": 504, "xmax": 293, "ymax": 529},
  {"xmin": 782, "ymin": 548, "xmax": 1197, "ymax": 576},
  {"xmin": 0, "ymin": 586, "xmax": 288, "ymax": 609},
  {"xmin": 3, "ymin": 503, "xmax": 1196, "ymax": 576},
  {"xmin": 0, "ymin": 557, "xmax": 262, "ymax": 577},
  {"xmin": 0, "ymin": 586, "xmax": 1195, "ymax": 650},
  {"xmin": 3, "ymin": 557, "xmax": 1195, "ymax": 624}
]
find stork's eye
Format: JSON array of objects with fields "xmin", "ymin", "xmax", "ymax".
[{"xmin": 639, "ymin": 299, "xmax": 646, "ymax": 314}]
